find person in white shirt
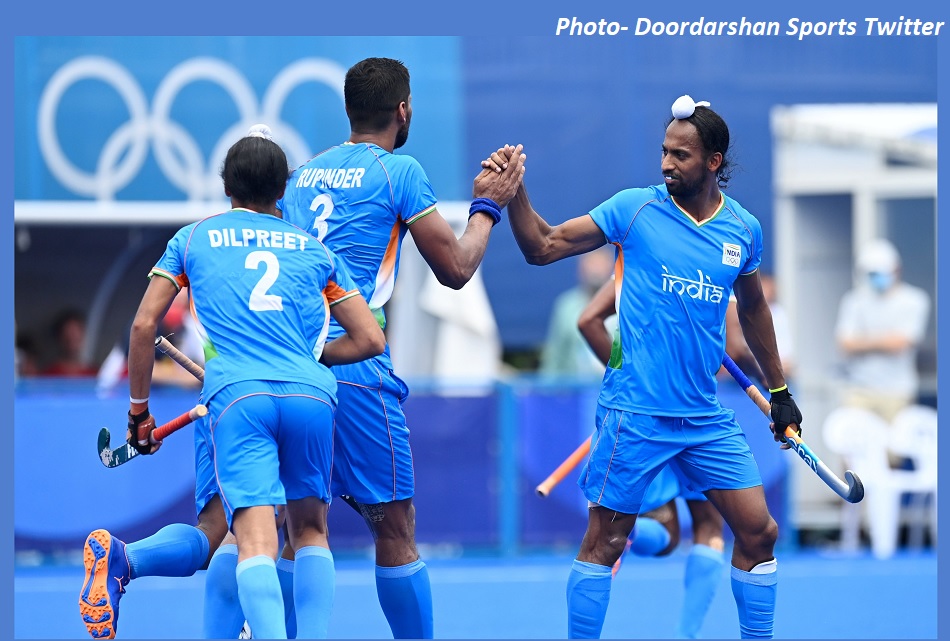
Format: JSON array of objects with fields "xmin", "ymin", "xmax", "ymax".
[{"xmin": 835, "ymin": 238, "xmax": 930, "ymax": 424}]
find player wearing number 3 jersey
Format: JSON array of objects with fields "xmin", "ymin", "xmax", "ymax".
[
  {"xmin": 280, "ymin": 135, "xmax": 443, "ymax": 510},
  {"xmin": 280, "ymin": 140, "xmax": 432, "ymax": 508},
  {"xmin": 217, "ymin": 57, "xmax": 524, "ymax": 639}
]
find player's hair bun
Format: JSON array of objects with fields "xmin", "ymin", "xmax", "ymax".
[
  {"xmin": 246, "ymin": 124, "xmax": 274, "ymax": 140},
  {"xmin": 671, "ymin": 95, "xmax": 710, "ymax": 120}
]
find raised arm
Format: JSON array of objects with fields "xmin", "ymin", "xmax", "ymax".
[
  {"xmin": 409, "ymin": 145, "xmax": 526, "ymax": 290},
  {"xmin": 507, "ymin": 182, "xmax": 607, "ymax": 265},
  {"xmin": 482, "ymin": 145, "xmax": 607, "ymax": 265}
]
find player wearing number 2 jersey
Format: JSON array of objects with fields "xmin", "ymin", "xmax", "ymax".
[
  {"xmin": 149, "ymin": 132, "xmax": 384, "ymax": 639},
  {"xmin": 80, "ymin": 130, "xmax": 385, "ymax": 639}
]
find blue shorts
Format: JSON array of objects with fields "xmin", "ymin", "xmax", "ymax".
[
  {"xmin": 206, "ymin": 380, "xmax": 335, "ymax": 527},
  {"xmin": 579, "ymin": 403, "xmax": 762, "ymax": 514},
  {"xmin": 330, "ymin": 356, "xmax": 413, "ymax": 505},
  {"xmin": 194, "ymin": 413, "xmax": 218, "ymax": 516},
  {"xmin": 639, "ymin": 465, "xmax": 706, "ymax": 514}
]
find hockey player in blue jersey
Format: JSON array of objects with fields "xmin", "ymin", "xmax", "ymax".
[
  {"xmin": 79, "ymin": 129, "xmax": 385, "ymax": 639},
  {"xmin": 485, "ymin": 95, "xmax": 800, "ymax": 639}
]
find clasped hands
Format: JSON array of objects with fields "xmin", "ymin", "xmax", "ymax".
[{"xmin": 472, "ymin": 144, "xmax": 526, "ymax": 208}]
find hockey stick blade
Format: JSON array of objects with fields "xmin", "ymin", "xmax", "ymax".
[
  {"xmin": 721, "ymin": 354, "xmax": 865, "ymax": 504},
  {"xmin": 782, "ymin": 428, "xmax": 865, "ymax": 503},
  {"xmin": 96, "ymin": 404, "xmax": 208, "ymax": 468},
  {"xmin": 97, "ymin": 427, "xmax": 139, "ymax": 468}
]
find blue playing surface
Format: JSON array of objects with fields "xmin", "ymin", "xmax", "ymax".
[{"xmin": 17, "ymin": 547, "xmax": 936, "ymax": 639}]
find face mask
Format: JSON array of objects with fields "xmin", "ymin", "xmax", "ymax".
[{"xmin": 868, "ymin": 271, "xmax": 894, "ymax": 292}]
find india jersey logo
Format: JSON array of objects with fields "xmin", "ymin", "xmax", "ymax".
[
  {"xmin": 722, "ymin": 243, "xmax": 741, "ymax": 267},
  {"xmin": 660, "ymin": 266, "xmax": 725, "ymax": 304}
]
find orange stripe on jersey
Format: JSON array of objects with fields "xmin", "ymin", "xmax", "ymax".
[
  {"xmin": 149, "ymin": 268, "xmax": 189, "ymax": 290},
  {"xmin": 379, "ymin": 223, "xmax": 400, "ymax": 278},
  {"xmin": 325, "ymin": 280, "xmax": 360, "ymax": 306},
  {"xmin": 612, "ymin": 243, "xmax": 624, "ymax": 305},
  {"xmin": 185, "ymin": 289, "xmax": 214, "ymax": 360},
  {"xmin": 368, "ymin": 222, "xmax": 402, "ymax": 310}
]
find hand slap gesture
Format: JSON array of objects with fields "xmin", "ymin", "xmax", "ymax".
[{"xmin": 473, "ymin": 144, "xmax": 526, "ymax": 209}]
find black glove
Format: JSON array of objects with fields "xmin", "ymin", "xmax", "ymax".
[
  {"xmin": 769, "ymin": 387, "xmax": 803, "ymax": 441},
  {"xmin": 127, "ymin": 408, "xmax": 158, "ymax": 455}
]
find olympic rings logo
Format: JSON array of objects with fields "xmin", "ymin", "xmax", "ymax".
[{"xmin": 38, "ymin": 55, "xmax": 347, "ymax": 200}]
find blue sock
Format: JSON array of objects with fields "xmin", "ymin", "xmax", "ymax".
[
  {"xmin": 677, "ymin": 544, "xmax": 725, "ymax": 638},
  {"xmin": 202, "ymin": 544, "xmax": 245, "ymax": 639},
  {"xmin": 629, "ymin": 517, "xmax": 672, "ymax": 557},
  {"xmin": 237, "ymin": 556, "xmax": 286, "ymax": 639},
  {"xmin": 277, "ymin": 557, "xmax": 297, "ymax": 639},
  {"xmin": 567, "ymin": 559, "xmax": 613, "ymax": 639},
  {"xmin": 731, "ymin": 559, "xmax": 778, "ymax": 639},
  {"xmin": 294, "ymin": 547, "xmax": 335, "ymax": 639},
  {"xmin": 376, "ymin": 560, "xmax": 434, "ymax": 639},
  {"xmin": 125, "ymin": 524, "xmax": 209, "ymax": 579}
]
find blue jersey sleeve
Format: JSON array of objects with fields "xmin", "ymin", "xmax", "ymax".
[
  {"xmin": 391, "ymin": 156, "xmax": 438, "ymax": 225},
  {"xmin": 740, "ymin": 212, "xmax": 763, "ymax": 275},
  {"xmin": 150, "ymin": 222, "xmax": 197, "ymax": 289},
  {"xmin": 588, "ymin": 188, "xmax": 654, "ymax": 243}
]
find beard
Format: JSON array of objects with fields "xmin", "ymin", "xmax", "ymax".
[
  {"xmin": 664, "ymin": 173, "xmax": 703, "ymax": 198},
  {"xmin": 394, "ymin": 119, "xmax": 410, "ymax": 150}
]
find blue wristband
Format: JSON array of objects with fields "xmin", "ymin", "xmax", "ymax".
[{"xmin": 470, "ymin": 198, "xmax": 502, "ymax": 226}]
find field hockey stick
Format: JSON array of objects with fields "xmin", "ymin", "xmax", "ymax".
[
  {"xmin": 97, "ymin": 404, "xmax": 208, "ymax": 468},
  {"xmin": 721, "ymin": 353, "xmax": 864, "ymax": 503},
  {"xmin": 155, "ymin": 335, "xmax": 204, "ymax": 381},
  {"xmin": 535, "ymin": 435, "xmax": 592, "ymax": 497},
  {"xmin": 97, "ymin": 336, "xmax": 207, "ymax": 468}
]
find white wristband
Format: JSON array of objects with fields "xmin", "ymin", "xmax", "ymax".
[{"xmin": 130, "ymin": 396, "xmax": 149, "ymax": 404}]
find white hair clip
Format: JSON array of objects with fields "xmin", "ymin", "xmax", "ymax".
[
  {"xmin": 671, "ymin": 95, "xmax": 711, "ymax": 120},
  {"xmin": 246, "ymin": 123, "xmax": 274, "ymax": 140}
]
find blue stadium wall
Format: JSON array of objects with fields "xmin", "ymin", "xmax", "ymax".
[{"xmin": 15, "ymin": 378, "xmax": 787, "ymax": 555}]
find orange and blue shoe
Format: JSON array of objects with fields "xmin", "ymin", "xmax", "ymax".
[{"xmin": 79, "ymin": 529, "xmax": 130, "ymax": 639}]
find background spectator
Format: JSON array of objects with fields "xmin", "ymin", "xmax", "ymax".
[
  {"xmin": 96, "ymin": 288, "xmax": 204, "ymax": 395},
  {"xmin": 539, "ymin": 246, "xmax": 615, "ymax": 377},
  {"xmin": 42, "ymin": 309, "xmax": 98, "ymax": 377},
  {"xmin": 835, "ymin": 239, "xmax": 930, "ymax": 425}
]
